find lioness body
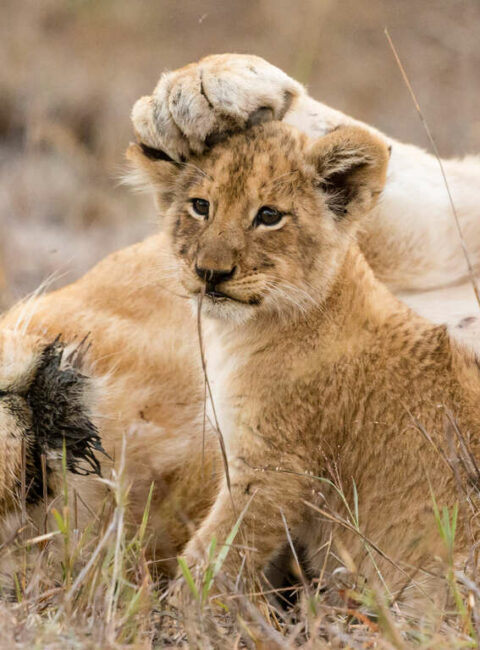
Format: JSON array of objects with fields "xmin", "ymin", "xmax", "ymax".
[{"xmin": 0, "ymin": 235, "xmax": 219, "ymax": 574}]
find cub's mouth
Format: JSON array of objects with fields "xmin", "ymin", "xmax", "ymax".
[
  {"xmin": 195, "ymin": 278, "xmax": 241, "ymax": 303},
  {"xmin": 203, "ymin": 278, "xmax": 230, "ymax": 301},
  {"xmin": 199, "ymin": 285, "xmax": 262, "ymax": 306},
  {"xmin": 205, "ymin": 288, "xmax": 230, "ymax": 301},
  {"xmin": 183, "ymin": 264, "xmax": 264, "ymax": 307},
  {"xmin": 183, "ymin": 272, "xmax": 263, "ymax": 308},
  {"xmin": 202, "ymin": 287, "xmax": 244, "ymax": 304}
]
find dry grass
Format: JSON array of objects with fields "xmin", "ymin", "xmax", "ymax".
[
  {"xmin": 0, "ymin": 427, "xmax": 479, "ymax": 649},
  {"xmin": 1, "ymin": 307, "xmax": 479, "ymax": 648}
]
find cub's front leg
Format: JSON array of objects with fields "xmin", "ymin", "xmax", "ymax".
[{"xmin": 181, "ymin": 453, "xmax": 308, "ymax": 591}]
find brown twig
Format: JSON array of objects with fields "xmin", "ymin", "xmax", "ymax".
[
  {"xmin": 20, "ymin": 439, "xmax": 27, "ymax": 529},
  {"xmin": 201, "ymin": 376, "xmax": 207, "ymax": 482},
  {"xmin": 196, "ymin": 290, "xmax": 234, "ymax": 510},
  {"xmin": 41, "ymin": 453, "xmax": 48, "ymax": 536},
  {"xmin": 280, "ymin": 509, "xmax": 310, "ymax": 596}
]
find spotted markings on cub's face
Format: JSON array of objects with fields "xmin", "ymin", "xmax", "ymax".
[
  {"xmin": 129, "ymin": 120, "xmax": 388, "ymax": 319},
  {"xmin": 168, "ymin": 124, "xmax": 327, "ymax": 314}
]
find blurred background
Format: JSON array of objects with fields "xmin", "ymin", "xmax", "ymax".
[{"xmin": 1, "ymin": 0, "xmax": 479, "ymax": 308}]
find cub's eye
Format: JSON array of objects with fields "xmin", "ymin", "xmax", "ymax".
[
  {"xmin": 253, "ymin": 205, "xmax": 285, "ymax": 228},
  {"xmin": 189, "ymin": 198, "xmax": 210, "ymax": 219},
  {"xmin": 255, "ymin": 206, "xmax": 282, "ymax": 227},
  {"xmin": 254, "ymin": 206, "xmax": 284, "ymax": 228}
]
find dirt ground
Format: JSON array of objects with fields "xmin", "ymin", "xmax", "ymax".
[{"xmin": 1, "ymin": 0, "xmax": 479, "ymax": 306}]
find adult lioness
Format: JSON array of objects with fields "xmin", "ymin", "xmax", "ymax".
[
  {"xmin": 128, "ymin": 119, "xmax": 480, "ymax": 606},
  {"xmin": 0, "ymin": 54, "xmax": 480, "ymax": 591}
]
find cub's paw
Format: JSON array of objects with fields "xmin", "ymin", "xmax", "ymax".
[{"xmin": 131, "ymin": 53, "xmax": 305, "ymax": 161}]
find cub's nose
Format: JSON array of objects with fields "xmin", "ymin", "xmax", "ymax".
[{"xmin": 195, "ymin": 265, "xmax": 236, "ymax": 286}]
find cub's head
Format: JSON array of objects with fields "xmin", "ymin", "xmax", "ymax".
[{"xmin": 127, "ymin": 122, "xmax": 389, "ymax": 322}]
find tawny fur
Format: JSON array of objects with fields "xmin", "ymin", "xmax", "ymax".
[
  {"xmin": 0, "ymin": 239, "xmax": 220, "ymax": 579},
  {"xmin": 129, "ymin": 120, "xmax": 480, "ymax": 607},
  {"xmin": 1, "ymin": 54, "xmax": 480, "ymax": 598}
]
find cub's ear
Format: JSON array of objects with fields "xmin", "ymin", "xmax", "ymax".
[
  {"xmin": 308, "ymin": 126, "xmax": 389, "ymax": 219},
  {"xmin": 125, "ymin": 142, "xmax": 182, "ymax": 212}
]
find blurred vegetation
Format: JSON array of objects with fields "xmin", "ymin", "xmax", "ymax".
[{"xmin": 1, "ymin": 0, "xmax": 479, "ymax": 304}]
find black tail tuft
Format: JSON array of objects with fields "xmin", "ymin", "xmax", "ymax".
[{"xmin": 26, "ymin": 339, "xmax": 106, "ymax": 483}]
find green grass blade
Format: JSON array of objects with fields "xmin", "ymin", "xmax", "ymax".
[
  {"xmin": 213, "ymin": 494, "xmax": 254, "ymax": 579},
  {"xmin": 138, "ymin": 482, "xmax": 154, "ymax": 546},
  {"xmin": 177, "ymin": 557, "xmax": 200, "ymax": 601}
]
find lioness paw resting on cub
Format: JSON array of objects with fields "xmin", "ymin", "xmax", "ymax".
[{"xmin": 128, "ymin": 121, "xmax": 480, "ymax": 606}]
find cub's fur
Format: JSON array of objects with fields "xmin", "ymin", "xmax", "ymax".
[{"xmin": 129, "ymin": 121, "xmax": 480, "ymax": 605}]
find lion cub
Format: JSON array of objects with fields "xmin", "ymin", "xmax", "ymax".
[{"xmin": 128, "ymin": 123, "xmax": 480, "ymax": 604}]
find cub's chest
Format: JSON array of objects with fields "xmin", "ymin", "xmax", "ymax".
[
  {"xmin": 204, "ymin": 339, "xmax": 242, "ymax": 453},
  {"xmin": 204, "ymin": 334, "xmax": 280, "ymax": 453}
]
